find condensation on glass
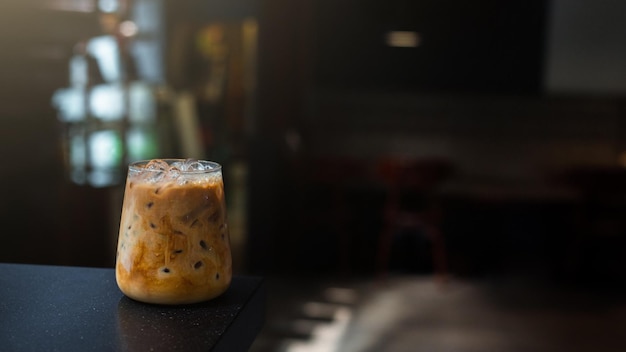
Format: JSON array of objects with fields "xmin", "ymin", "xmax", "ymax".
[{"xmin": 115, "ymin": 159, "xmax": 232, "ymax": 305}]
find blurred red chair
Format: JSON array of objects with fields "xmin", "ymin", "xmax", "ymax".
[{"xmin": 375, "ymin": 157, "xmax": 454, "ymax": 283}]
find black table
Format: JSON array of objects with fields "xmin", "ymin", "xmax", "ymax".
[{"xmin": 0, "ymin": 263, "xmax": 265, "ymax": 352}]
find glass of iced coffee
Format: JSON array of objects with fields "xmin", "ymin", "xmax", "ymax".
[{"xmin": 115, "ymin": 159, "xmax": 232, "ymax": 305}]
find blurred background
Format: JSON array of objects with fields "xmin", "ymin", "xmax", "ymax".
[{"xmin": 2, "ymin": 0, "xmax": 626, "ymax": 351}]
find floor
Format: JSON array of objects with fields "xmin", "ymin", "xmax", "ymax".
[
  {"xmin": 249, "ymin": 274, "xmax": 626, "ymax": 352},
  {"xmin": 236, "ymin": 166, "xmax": 626, "ymax": 351}
]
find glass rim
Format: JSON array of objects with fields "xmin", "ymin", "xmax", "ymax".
[{"xmin": 128, "ymin": 159, "xmax": 222, "ymax": 174}]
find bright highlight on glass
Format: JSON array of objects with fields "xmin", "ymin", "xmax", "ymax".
[
  {"xmin": 120, "ymin": 21, "xmax": 139, "ymax": 37},
  {"xmin": 386, "ymin": 31, "xmax": 421, "ymax": 48}
]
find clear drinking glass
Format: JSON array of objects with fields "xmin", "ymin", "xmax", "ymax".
[{"xmin": 115, "ymin": 159, "xmax": 232, "ymax": 304}]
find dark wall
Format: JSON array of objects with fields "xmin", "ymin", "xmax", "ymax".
[
  {"xmin": 0, "ymin": 4, "xmax": 119, "ymax": 267},
  {"xmin": 313, "ymin": 0, "xmax": 549, "ymax": 94},
  {"xmin": 247, "ymin": 0, "xmax": 626, "ymax": 283},
  {"xmin": 2, "ymin": 1, "xmax": 626, "ymax": 283}
]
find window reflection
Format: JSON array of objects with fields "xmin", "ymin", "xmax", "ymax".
[
  {"xmin": 89, "ymin": 130, "xmax": 123, "ymax": 169},
  {"xmin": 99, "ymin": 0, "xmax": 120, "ymax": 14},
  {"xmin": 51, "ymin": 0, "xmax": 257, "ymax": 189},
  {"xmin": 52, "ymin": 87, "xmax": 86, "ymax": 122},
  {"xmin": 128, "ymin": 82, "xmax": 155, "ymax": 123},
  {"xmin": 87, "ymin": 36, "xmax": 122, "ymax": 82},
  {"xmin": 126, "ymin": 127, "xmax": 159, "ymax": 162},
  {"xmin": 90, "ymin": 84, "xmax": 126, "ymax": 121},
  {"xmin": 52, "ymin": 0, "xmax": 165, "ymax": 188}
]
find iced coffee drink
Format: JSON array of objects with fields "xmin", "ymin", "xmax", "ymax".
[{"xmin": 115, "ymin": 159, "xmax": 232, "ymax": 305}]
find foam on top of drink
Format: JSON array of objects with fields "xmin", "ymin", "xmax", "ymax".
[{"xmin": 128, "ymin": 159, "xmax": 222, "ymax": 185}]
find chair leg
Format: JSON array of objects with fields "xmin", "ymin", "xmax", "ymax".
[
  {"xmin": 378, "ymin": 208, "xmax": 449, "ymax": 287},
  {"xmin": 428, "ymin": 225, "xmax": 449, "ymax": 286},
  {"xmin": 376, "ymin": 221, "xmax": 395, "ymax": 282}
]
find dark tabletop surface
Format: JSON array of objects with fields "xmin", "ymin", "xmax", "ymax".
[{"xmin": 0, "ymin": 263, "xmax": 265, "ymax": 352}]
